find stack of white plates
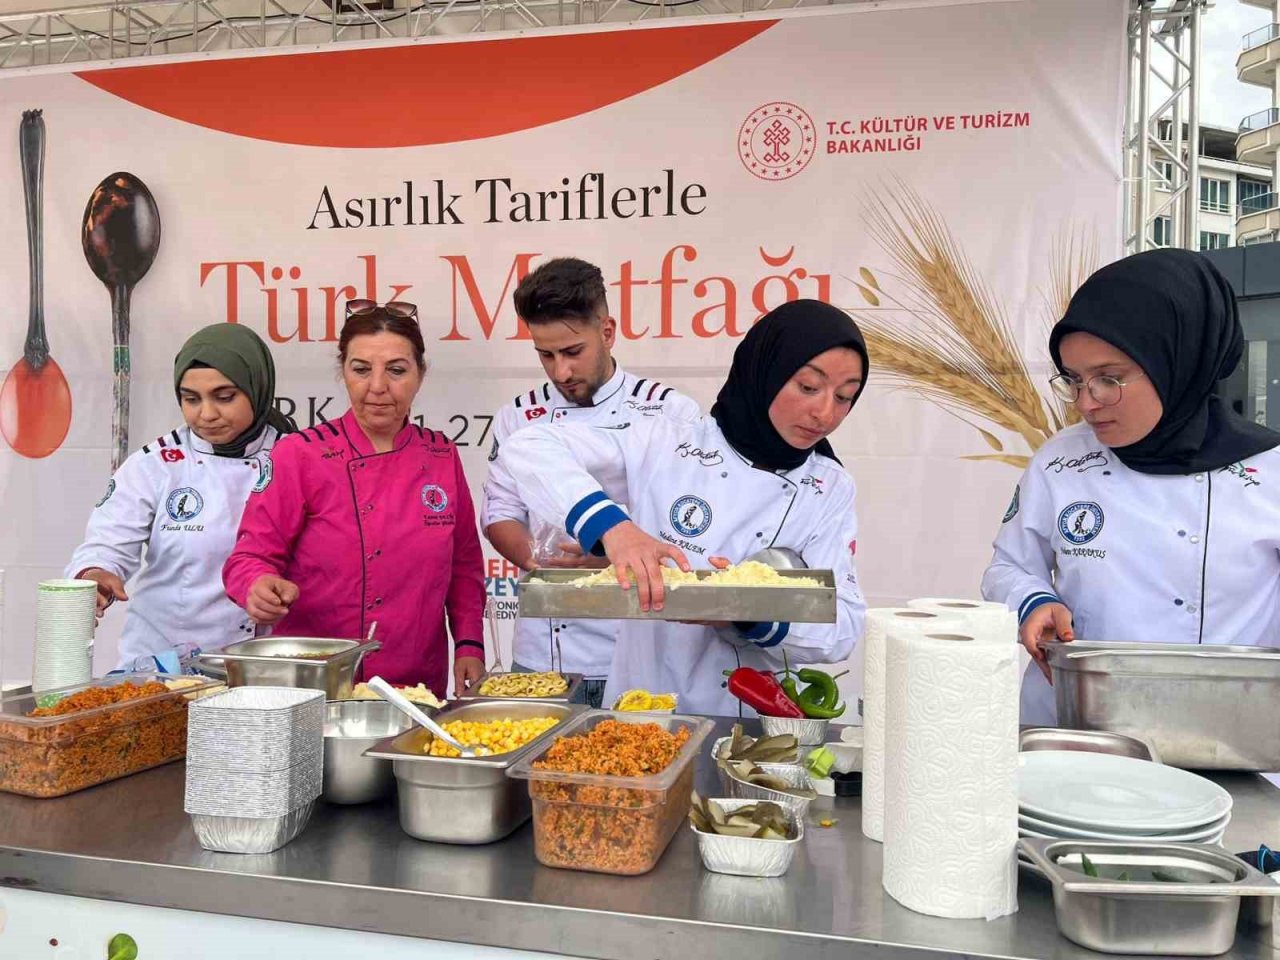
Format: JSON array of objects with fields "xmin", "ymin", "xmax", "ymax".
[
  {"xmin": 185, "ymin": 687, "xmax": 324, "ymax": 853},
  {"xmin": 1018, "ymin": 751, "xmax": 1233, "ymax": 844},
  {"xmin": 32, "ymin": 579, "xmax": 97, "ymax": 693}
]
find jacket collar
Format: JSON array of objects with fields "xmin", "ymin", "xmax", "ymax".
[{"xmin": 339, "ymin": 408, "xmax": 417, "ymax": 458}]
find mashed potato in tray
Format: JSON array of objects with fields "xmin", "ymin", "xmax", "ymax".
[
  {"xmin": 350, "ymin": 682, "xmax": 444, "ymax": 708},
  {"xmin": 570, "ymin": 560, "xmax": 818, "ymax": 588}
]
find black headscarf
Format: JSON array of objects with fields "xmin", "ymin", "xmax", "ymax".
[
  {"xmin": 711, "ymin": 299, "xmax": 868, "ymax": 472},
  {"xmin": 1050, "ymin": 248, "xmax": 1278, "ymax": 475},
  {"xmin": 173, "ymin": 323, "xmax": 296, "ymax": 458}
]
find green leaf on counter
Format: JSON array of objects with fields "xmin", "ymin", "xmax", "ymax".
[
  {"xmin": 107, "ymin": 933, "xmax": 138, "ymax": 960},
  {"xmin": 1080, "ymin": 854, "xmax": 1099, "ymax": 878}
]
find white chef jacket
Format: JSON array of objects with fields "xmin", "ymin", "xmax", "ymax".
[
  {"xmin": 481, "ymin": 365, "xmax": 700, "ymax": 678},
  {"xmin": 982, "ymin": 422, "xmax": 1280, "ymax": 724},
  {"xmin": 67, "ymin": 425, "xmax": 279, "ymax": 668},
  {"xmin": 500, "ymin": 414, "xmax": 865, "ymax": 714}
]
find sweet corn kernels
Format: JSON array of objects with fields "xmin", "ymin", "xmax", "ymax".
[{"xmin": 425, "ymin": 716, "xmax": 559, "ymax": 757}]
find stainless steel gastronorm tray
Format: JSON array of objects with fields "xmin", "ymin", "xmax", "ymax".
[
  {"xmin": 517, "ymin": 569, "xmax": 836, "ymax": 623},
  {"xmin": 1018, "ymin": 838, "xmax": 1280, "ymax": 956},
  {"xmin": 1043, "ymin": 641, "xmax": 1280, "ymax": 770},
  {"xmin": 363, "ymin": 699, "xmax": 584, "ymax": 844},
  {"xmin": 456, "ymin": 669, "xmax": 584, "ymax": 703},
  {"xmin": 1019, "ymin": 727, "xmax": 1161, "ymax": 763}
]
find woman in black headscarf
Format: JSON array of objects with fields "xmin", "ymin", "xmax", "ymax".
[
  {"xmin": 982, "ymin": 249, "xmax": 1280, "ymax": 724},
  {"xmin": 501, "ymin": 299, "xmax": 869, "ymax": 714}
]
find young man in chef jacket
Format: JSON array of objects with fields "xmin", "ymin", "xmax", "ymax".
[{"xmin": 481, "ymin": 257, "xmax": 701, "ymax": 708}]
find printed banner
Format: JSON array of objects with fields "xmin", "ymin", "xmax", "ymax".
[{"xmin": 0, "ymin": 0, "xmax": 1127, "ymax": 690}]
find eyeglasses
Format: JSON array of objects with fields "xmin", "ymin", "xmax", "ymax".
[
  {"xmin": 344, "ymin": 299, "xmax": 419, "ymax": 321},
  {"xmin": 1049, "ymin": 371, "xmax": 1147, "ymax": 407}
]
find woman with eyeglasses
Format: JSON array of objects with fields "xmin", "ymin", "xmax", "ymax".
[
  {"xmin": 223, "ymin": 301, "xmax": 487, "ymax": 696},
  {"xmin": 67, "ymin": 322, "xmax": 294, "ymax": 671},
  {"xmin": 982, "ymin": 249, "xmax": 1280, "ymax": 724}
]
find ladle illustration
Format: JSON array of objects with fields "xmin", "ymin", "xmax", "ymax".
[
  {"xmin": 1, "ymin": 109, "xmax": 72, "ymax": 459},
  {"xmin": 82, "ymin": 171, "xmax": 161, "ymax": 471}
]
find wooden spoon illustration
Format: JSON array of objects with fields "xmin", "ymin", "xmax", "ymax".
[
  {"xmin": 0, "ymin": 110, "xmax": 72, "ymax": 459},
  {"xmin": 82, "ymin": 171, "xmax": 161, "ymax": 472}
]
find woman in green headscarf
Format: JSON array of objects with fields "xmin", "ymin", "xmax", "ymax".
[{"xmin": 67, "ymin": 323, "xmax": 295, "ymax": 671}]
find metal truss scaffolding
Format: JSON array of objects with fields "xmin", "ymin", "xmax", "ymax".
[
  {"xmin": 0, "ymin": 0, "xmax": 869, "ymax": 68},
  {"xmin": 0, "ymin": 0, "xmax": 1205, "ymax": 253},
  {"xmin": 1126, "ymin": 0, "xmax": 1206, "ymax": 253}
]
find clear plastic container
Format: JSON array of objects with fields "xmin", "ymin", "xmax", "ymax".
[
  {"xmin": 507, "ymin": 710, "xmax": 714, "ymax": 875},
  {"xmin": 0, "ymin": 673, "xmax": 219, "ymax": 797}
]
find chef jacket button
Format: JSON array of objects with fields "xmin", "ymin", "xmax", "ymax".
[
  {"xmin": 1187, "ymin": 603, "xmax": 1199, "ymax": 613},
  {"xmin": 374, "ymin": 598, "xmax": 383, "ymax": 606},
  {"xmin": 366, "ymin": 603, "xmax": 374, "ymax": 611},
  {"xmin": 367, "ymin": 553, "xmax": 375, "ymax": 561},
  {"xmin": 720, "ymin": 472, "xmax": 728, "ymax": 478},
  {"xmin": 1195, "ymin": 474, "xmax": 1204, "ymax": 482},
  {"xmin": 1178, "ymin": 530, "xmax": 1186, "ymax": 537},
  {"xmin": 1174, "ymin": 598, "xmax": 1184, "ymax": 606},
  {"xmin": 375, "ymin": 549, "xmax": 382, "ymax": 556},
  {"xmin": 1190, "ymin": 535, "xmax": 1201, "ymax": 544},
  {"xmin": 756, "ymin": 532, "xmax": 764, "ymax": 538}
]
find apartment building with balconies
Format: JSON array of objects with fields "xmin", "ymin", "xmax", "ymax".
[{"xmin": 1237, "ymin": 0, "xmax": 1280, "ymax": 243}]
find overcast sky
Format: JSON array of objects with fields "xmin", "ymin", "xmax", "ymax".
[{"xmin": 1202, "ymin": 0, "xmax": 1273, "ymax": 129}]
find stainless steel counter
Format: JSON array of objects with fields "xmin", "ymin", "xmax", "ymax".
[{"xmin": 0, "ymin": 717, "xmax": 1277, "ymax": 960}]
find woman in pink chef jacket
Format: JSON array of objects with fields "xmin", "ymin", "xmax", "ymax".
[{"xmin": 223, "ymin": 301, "xmax": 487, "ymax": 696}]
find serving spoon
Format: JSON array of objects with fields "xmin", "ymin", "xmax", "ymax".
[{"xmin": 366, "ymin": 675, "xmax": 478, "ymax": 758}]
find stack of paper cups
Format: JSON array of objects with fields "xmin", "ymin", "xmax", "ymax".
[
  {"xmin": 32, "ymin": 579, "xmax": 97, "ymax": 693},
  {"xmin": 861, "ymin": 608, "xmax": 962, "ymax": 842},
  {"xmin": 882, "ymin": 628, "xmax": 1020, "ymax": 919}
]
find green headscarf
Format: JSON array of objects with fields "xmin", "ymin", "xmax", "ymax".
[{"xmin": 173, "ymin": 323, "xmax": 295, "ymax": 457}]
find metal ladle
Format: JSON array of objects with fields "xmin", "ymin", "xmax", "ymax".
[{"xmin": 366, "ymin": 675, "xmax": 478, "ymax": 758}]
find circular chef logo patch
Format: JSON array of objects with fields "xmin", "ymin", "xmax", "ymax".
[
  {"xmin": 670, "ymin": 495, "xmax": 713, "ymax": 537},
  {"xmin": 95, "ymin": 478, "xmax": 116, "ymax": 508},
  {"xmin": 166, "ymin": 486, "xmax": 204, "ymax": 522},
  {"xmin": 1003, "ymin": 484, "xmax": 1020, "ymax": 524},
  {"xmin": 253, "ymin": 454, "xmax": 273, "ymax": 493},
  {"xmin": 1058, "ymin": 501, "xmax": 1104, "ymax": 545},
  {"xmin": 421, "ymin": 483, "xmax": 449, "ymax": 513}
]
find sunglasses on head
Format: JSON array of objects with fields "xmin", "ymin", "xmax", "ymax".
[{"xmin": 344, "ymin": 299, "xmax": 419, "ymax": 321}]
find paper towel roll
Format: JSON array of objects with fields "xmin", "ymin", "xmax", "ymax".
[
  {"xmin": 907, "ymin": 598, "xmax": 1016, "ymax": 644},
  {"xmin": 861, "ymin": 608, "xmax": 962, "ymax": 842},
  {"xmin": 882, "ymin": 628, "xmax": 1020, "ymax": 919}
]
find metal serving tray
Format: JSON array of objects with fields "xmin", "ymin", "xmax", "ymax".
[
  {"xmin": 1020, "ymin": 727, "xmax": 1161, "ymax": 764},
  {"xmin": 1018, "ymin": 838, "xmax": 1280, "ymax": 956},
  {"xmin": 518, "ymin": 569, "xmax": 836, "ymax": 623},
  {"xmin": 198, "ymin": 637, "xmax": 379, "ymax": 701},
  {"xmin": 363, "ymin": 699, "xmax": 583, "ymax": 844},
  {"xmin": 457, "ymin": 669, "xmax": 584, "ymax": 703},
  {"xmin": 1043, "ymin": 641, "xmax": 1280, "ymax": 771}
]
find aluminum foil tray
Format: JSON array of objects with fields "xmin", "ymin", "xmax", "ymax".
[
  {"xmin": 191, "ymin": 800, "xmax": 316, "ymax": 854},
  {"xmin": 693, "ymin": 798, "xmax": 804, "ymax": 878},
  {"xmin": 717, "ymin": 761, "xmax": 814, "ymax": 820},
  {"xmin": 518, "ymin": 569, "xmax": 836, "ymax": 623}
]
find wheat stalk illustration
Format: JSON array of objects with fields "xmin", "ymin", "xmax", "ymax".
[{"xmin": 849, "ymin": 184, "xmax": 1099, "ymax": 468}]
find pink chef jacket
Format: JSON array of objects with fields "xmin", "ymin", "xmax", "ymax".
[{"xmin": 223, "ymin": 409, "xmax": 485, "ymax": 695}]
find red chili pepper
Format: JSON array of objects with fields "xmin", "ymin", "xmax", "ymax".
[{"xmin": 724, "ymin": 667, "xmax": 805, "ymax": 718}]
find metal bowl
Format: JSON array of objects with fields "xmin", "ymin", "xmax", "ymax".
[
  {"xmin": 199, "ymin": 637, "xmax": 379, "ymax": 700},
  {"xmin": 323, "ymin": 700, "xmax": 417, "ymax": 805}
]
